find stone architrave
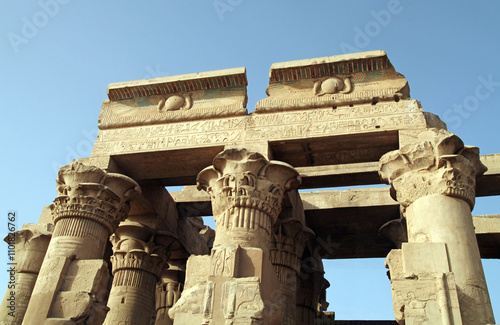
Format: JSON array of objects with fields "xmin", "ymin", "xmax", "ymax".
[
  {"xmin": 379, "ymin": 128, "xmax": 495, "ymax": 325},
  {"xmin": 0, "ymin": 223, "xmax": 52, "ymax": 325},
  {"xmin": 22, "ymin": 162, "xmax": 141, "ymax": 325},
  {"xmin": 169, "ymin": 149, "xmax": 301, "ymax": 325},
  {"xmin": 103, "ymin": 222, "xmax": 168, "ymax": 325}
]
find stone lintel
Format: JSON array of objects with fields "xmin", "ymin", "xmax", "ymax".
[
  {"xmin": 477, "ymin": 154, "xmax": 500, "ymax": 197},
  {"xmin": 100, "ymin": 67, "xmax": 248, "ymax": 129},
  {"xmin": 257, "ymin": 50, "xmax": 410, "ymax": 112},
  {"xmin": 91, "ymin": 99, "xmax": 446, "ymax": 186},
  {"xmin": 170, "ymin": 151, "xmax": 500, "ymax": 206},
  {"xmin": 171, "ymin": 187, "xmax": 500, "ymax": 259}
]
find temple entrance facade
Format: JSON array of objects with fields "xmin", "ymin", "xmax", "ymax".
[{"xmin": 2, "ymin": 50, "xmax": 499, "ymax": 324}]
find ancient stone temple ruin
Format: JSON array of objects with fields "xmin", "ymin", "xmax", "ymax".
[{"xmin": 2, "ymin": 50, "xmax": 499, "ymax": 324}]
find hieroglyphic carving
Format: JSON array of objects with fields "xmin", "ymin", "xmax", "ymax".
[
  {"xmin": 221, "ymin": 278, "xmax": 265, "ymax": 323},
  {"xmin": 256, "ymin": 50, "xmax": 409, "ymax": 112},
  {"xmin": 202, "ymin": 281, "xmax": 215, "ymax": 322},
  {"xmin": 167, "ymin": 281, "xmax": 215, "ymax": 323},
  {"xmin": 379, "ymin": 128, "xmax": 487, "ymax": 209},
  {"xmin": 210, "ymin": 245, "xmax": 239, "ymax": 277},
  {"xmin": 390, "ymin": 272, "xmax": 462, "ymax": 325},
  {"xmin": 91, "ymin": 99, "xmax": 429, "ymax": 157},
  {"xmin": 99, "ymin": 67, "xmax": 248, "ymax": 129},
  {"xmin": 93, "ymin": 107, "xmax": 428, "ymax": 156}
]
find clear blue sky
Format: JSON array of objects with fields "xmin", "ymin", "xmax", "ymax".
[{"xmin": 1, "ymin": 0, "xmax": 499, "ymax": 320}]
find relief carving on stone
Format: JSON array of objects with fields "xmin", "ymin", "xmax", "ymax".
[
  {"xmin": 197, "ymin": 149, "xmax": 301, "ymax": 248},
  {"xmin": 313, "ymin": 76, "xmax": 352, "ymax": 96},
  {"xmin": 390, "ymin": 272, "xmax": 462, "ymax": 325},
  {"xmin": 158, "ymin": 94, "xmax": 193, "ymax": 112},
  {"xmin": 270, "ymin": 219, "xmax": 313, "ymax": 284},
  {"xmin": 221, "ymin": 279, "xmax": 265, "ymax": 323},
  {"xmin": 52, "ymin": 161, "xmax": 141, "ymax": 235},
  {"xmin": 110, "ymin": 236, "xmax": 167, "ymax": 284},
  {"xmin": 210, "ymin": 245, "xmax": 239, "ymax": 277},
  {"xmin": 379, "ymin": 128, "xmax": 487, "ymax": 209}
]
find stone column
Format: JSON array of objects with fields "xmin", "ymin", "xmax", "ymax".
[
  {"xmin": 379, "ymin": 129, "xmax": 495, "ymax": 324},
  {"xmin": 170, "ymin": 149, "xmax": 301, "ymax": 325},
  {"xmin": 103, "ymin": 223, "xmax": 167, "ymax": 325},
  {"xmin": 0, "ymin": 223, "xmax": 52, "ymax": 325},
  {"xmin": 269, "ymin": 219, "xmax": 312, "ymax": 325},
  {"xmin": 22, "ymin": 162, "xmax": 141, "ymax": 325},
  {"xmin": 296, "ymin": 254, "xmax": 330, "ymax": 325},
  {"xmin": 155, "ymin": 261, "xmax": 185, "ymax": 325}
]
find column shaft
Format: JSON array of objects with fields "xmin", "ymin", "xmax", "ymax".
[
  {"xmin": 379, "ymin": 129, "xmax": 495, "ymax": 324},
  {"xmin": 22, "ymin": 162, "xmax": 141, "ymax": 325}
]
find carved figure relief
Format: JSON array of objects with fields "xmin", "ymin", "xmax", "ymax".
[
  {"xmin": 158, "ymin": 94, "xmax": 193, "ymax": 112},
  {"xmin": 210, "ymin": 245, "xmax": 238, "ymax": 277},
  {"xmin": 313, "ymin": 77, "xmax": 352, "ymax": 96}
]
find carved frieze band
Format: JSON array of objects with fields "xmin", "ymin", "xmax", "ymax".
[
  {"xmin": 91, "ymin": 99, "xmax": 427, "ymax": 156},
  {"xmin": 51, "ymin": 162, "xmax": 141, "ymax": 235},
  {"xmin": 379, "ymin": 129, "xmax": 487, "ymax": 209}
]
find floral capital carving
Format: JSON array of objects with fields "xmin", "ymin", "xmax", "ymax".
[
  {"xmin": 51, "ymin": 162, "xmax": 141, "ymax": 235},
  {"xmin": 379, "ymin": 129, "xmax": 487, "ymax": 209},
  {"xmin": 196, "ymin": 149, "xmax": 301, "ymax": 236},
  {"xmin": 270, "ymin": 219, "xmax": 314, "ymax": 284},
  {"xmin": 110, "ymin": 237, "xmax": 167, "ymax": 281}
]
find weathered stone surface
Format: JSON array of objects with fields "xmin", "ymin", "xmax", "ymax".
[
  {"xmin": 12, "ymin": 52, "xmax": 500, "ymax": 324},
  {"xmin": 379, "ymin": 128, "xmax": 486, "ymax": 209},
  {"xmin": 0, "ymin": 223, "xmax": 53, "ymax": 325},
  {"xmin": 197, "ymin": 148, "xmax": 301, "ymax": 249},
  {"xmin": 155, "ymin": 262, "xmax": 185, "ymax": 325},
  {"xmin": 256, "ymin": 50, "xmax": 409, "ymax": 113},
  {"xmin": 22, "ymin": 162, "xmax": 141, "ymax": 325},
  {"xmin": 103, "ymin": 222, "xmax": 168, "ymax": 325},
  {"xmin": 380, "ymin": 129, "xmax": 495, "ymax": 324},
  {"xmin": 100, "ymin": 67, "xmax": 248, "ymax": 129}
]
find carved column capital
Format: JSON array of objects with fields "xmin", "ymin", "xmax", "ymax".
[
  {"xmin": 105, "ymin": 224, "xmax": 169, "ymax": 325},
  {"xmin": 379, "ymin": 129, "xmax": 486, "ymax": 209},
  {"xmin": 110, "ymin": 225, "xmax": 168, "ymax": 281},
  {"xmin": 270, "ymin": 220, "xmax": 314, "ymax": 284},
  {"xmin": 196, "ymin": 149, "xmax": 301, "ymax": 247},
  {"xmin": 51, "ymin": 161, "xmax": 141, "ymax": 235}
]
